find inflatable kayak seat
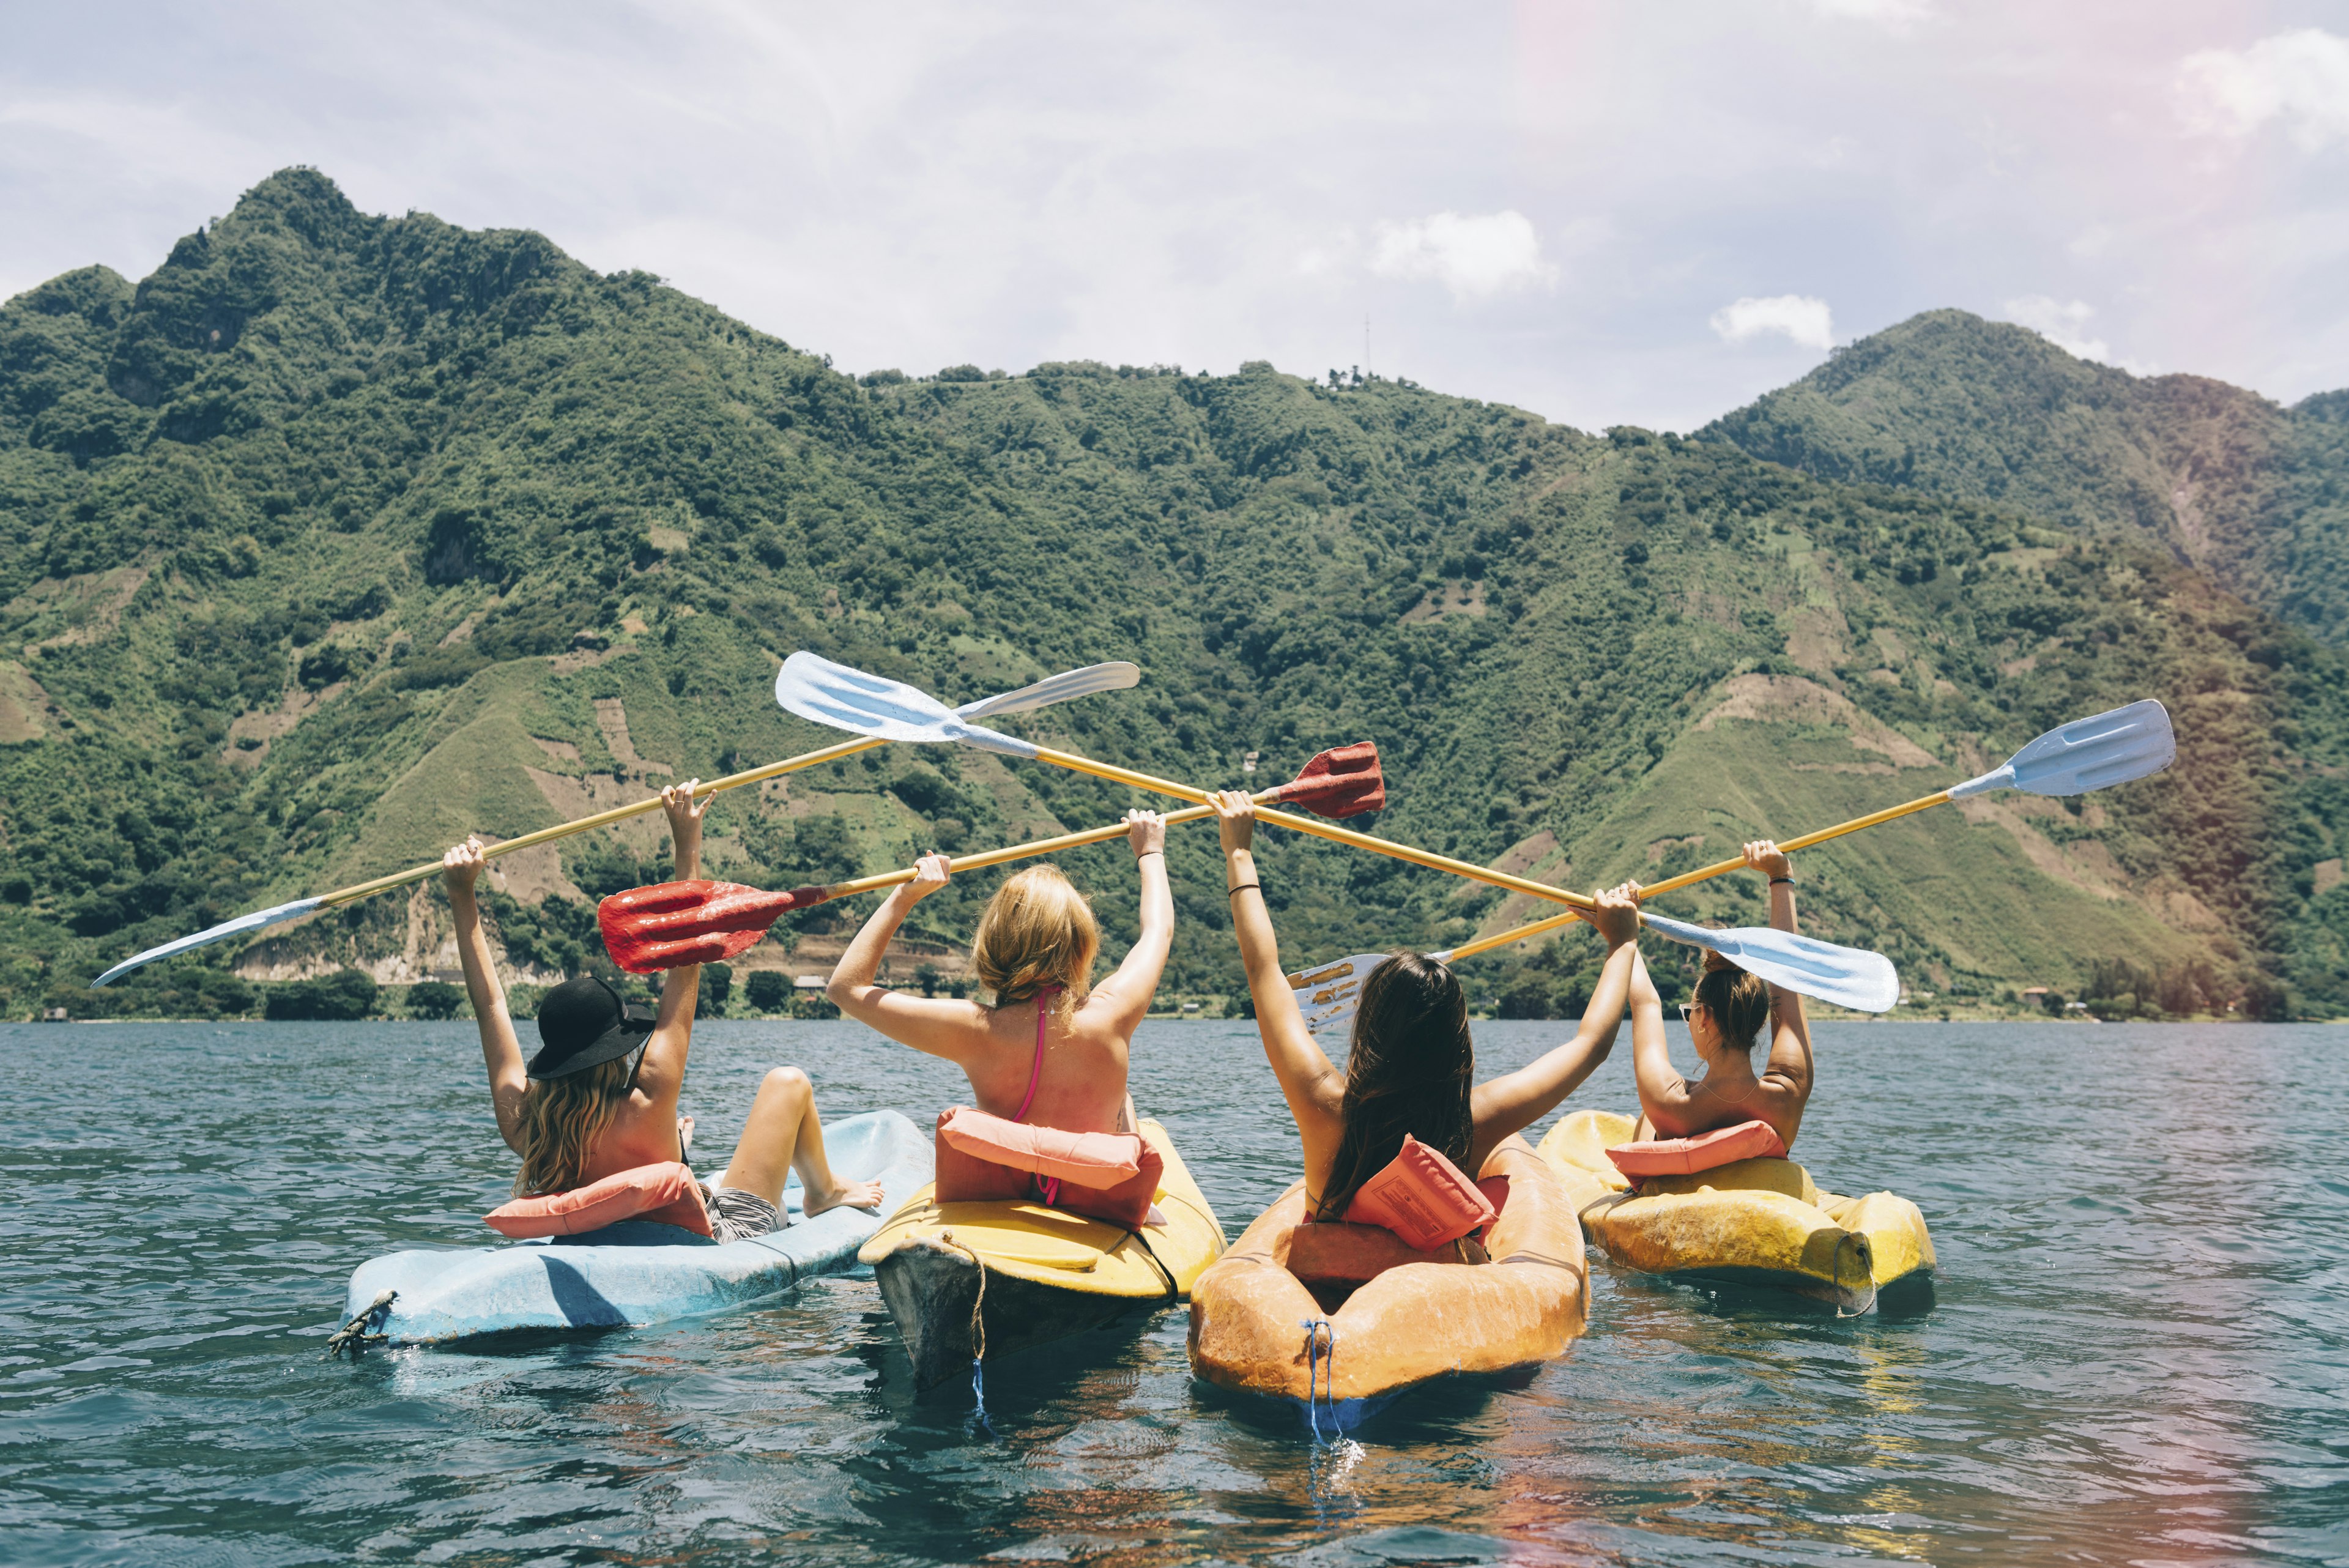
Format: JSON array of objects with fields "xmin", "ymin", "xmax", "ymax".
[
  {"xmin": 483, "ymin": 1161, "xmax": 712, "ymax": 1238},
  {"xmin": 1606, "ymin": 1119, "xmax": 1787, "ymax": 1178},
  {"xmin": 933, "ymin": 1105, "xmax": 1164, "ymax": 1231},
  {"xmin": 1339, "ymin": 1135, "xmax": 1495, "ymax": 1250}
]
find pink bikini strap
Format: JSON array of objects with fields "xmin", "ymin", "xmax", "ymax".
[{"xmin": 1014, "ymin": 984, "xmax": 1063, "ymax": 1123}]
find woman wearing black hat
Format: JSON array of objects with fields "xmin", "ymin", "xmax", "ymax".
[{"xmin": 442, "ymin": 780, "xmax": 883, "ymax": 1241}]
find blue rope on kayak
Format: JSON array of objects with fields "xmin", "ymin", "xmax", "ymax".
[
  {"xmin": 942, "ymin": 1229, "xmax": 996, "ymax": 1438},
  {"xmin": 1299, "ymin": 1318, "xmax": 1336, "ymax": 1443}
]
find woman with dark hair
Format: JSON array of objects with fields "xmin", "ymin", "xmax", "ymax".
[
  {"xmin": 1628, "ymin": 839, "xmax": 1815, "ymax": 1150},
  {"xmin": 1209, "ymin": 792, "xmax": 1647, "ymax": 1218}
]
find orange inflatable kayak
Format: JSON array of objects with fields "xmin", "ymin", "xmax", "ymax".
[{"xmin": 1187, "ymin": 1135, "xmax": 1587, "ymax": 1422}]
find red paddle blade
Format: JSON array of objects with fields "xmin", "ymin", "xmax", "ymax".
[
  {"xmin": 597, "ymin": 880, "xmax": 829, "ymax": 973},
  {"xmin": 1264, "ymin": 741, "xmax": 1385, "ymax": 817}
]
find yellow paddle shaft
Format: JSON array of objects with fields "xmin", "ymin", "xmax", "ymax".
[
  {"xmin": 1636, "ymin": 789, "xmax": 1954, "ymax": 899},
  {"xmin": 812, "ymin": 771, "xmax": 1315, "ymax": 901},
  {"xmin": 317, "ymin": 737, "xmax": 886, "ymax": 907},
  {"xmin": 1029, "ymin": 746, "xmax": 1601, "ymax": 913},
  {"xmin": 1439, "ymin": 787, "xmax": 1959, "ymax": 962}
]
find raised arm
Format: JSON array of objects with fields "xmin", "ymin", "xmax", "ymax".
[
  {"xmin": 1086, "ymin": 811, "xmax": 1174, "ymax": 1036},
  {"xmin": 1471, "ymin": 884, "xmax": 1642, "ymax": 1155},
  {"xmin": 826, "ymin": 855, "xmax": 991, "ymax": 1063},
  {"xmin": 1746, "ymin": 839, "xmax": 1814, "ymax": 1104},
  {"xmin": 443, "ymin": 836, "xmax": 527, "ymax": 1153},
  {"xmin": 629, "ymin": 781, "xmax": 704, "ymax": 1118},
  {"xmin": 1627, "ymin": 937, "xmax": 1704, "ymax": 1137},
  {"xmin": 1211, "ymin": 792, "xmax": 1345, "ymax": 1167}
]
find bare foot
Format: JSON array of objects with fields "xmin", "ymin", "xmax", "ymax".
[
  {"xmin": 677, "ymin": 1115, "xmax": 695, "ymax": 1157},
  {"xmin": 803, "ymin": 1176, "xmax": 886, "ymax": 1216}
]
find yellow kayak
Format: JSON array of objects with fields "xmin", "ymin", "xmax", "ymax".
[
  {"xmin": 858, "ymin": 1119, "xmax": 1226, "ymax": 1387},
  {"xmin": 1538, "ymin": 1110, "xmax": 1934, "ymax": 1314}
]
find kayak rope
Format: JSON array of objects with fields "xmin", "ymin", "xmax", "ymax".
[
  {"xmin": 324, "ymin": 1289, "xmax": 397, "ymax": 1360},
  {"xmin": 1834, "ymin": 1236, "xmax": 1876, "ymax": 1320},
  {"xmin": 1299, "ymin": 1318, "xmax": 1337, "ymax": 1443},
  {"xmin": 938, "ymin": 1230, "xmax": 994, "ymax": 1434}
]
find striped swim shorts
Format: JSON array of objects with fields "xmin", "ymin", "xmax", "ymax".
[{"xmin": 703, "ymin": 1184, "xmax": 786, "ymax": 1243}]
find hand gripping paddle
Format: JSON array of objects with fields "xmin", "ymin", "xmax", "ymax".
[
  {"xmin": 598, "ymin": 743, "xmax": 1386, "ymax": 972},
  {"xmin": 1288, "ymin": 698, "xmax": 2176, "ymax": 1033},
  {"xmin": 91, "ymin": 659, "xmax": 1140, "ymax": 987}
]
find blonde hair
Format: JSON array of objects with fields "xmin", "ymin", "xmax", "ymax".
[
  {"xmin": 971, "ymin": 864, "xmax": 1098, "ymax": 1024},
  {"xmin": 1694, "ymin": 948, "xmax": 1773, "ymax": 1057},
  {"xmin": 514, "ymin": 1054, "xmax": 635, "ymax": 1195}
]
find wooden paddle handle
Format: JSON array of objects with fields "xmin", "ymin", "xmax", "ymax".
[
  {"xmin": 815, "ymin": 772, "xmax": 1310, "ymax": 901},
  {"xmin": 1635, "ymin": 789, "xmax": 1953, "ymax": 899},
  {"xmin": 317, "ymin": 737, "xmax": 886, "ymax": 907},
  {"xmin": 1030, "ymin": 746, "xmax": 1603, "ymax": 912},
  {"xmin": 1432, "ymin": 787, "xmax": 1961, "ymax": 964}
]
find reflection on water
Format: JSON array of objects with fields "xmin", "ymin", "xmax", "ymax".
[{"xmin": 1, "ymin": 1019, "xmax": 2342, "ymax": 1566}]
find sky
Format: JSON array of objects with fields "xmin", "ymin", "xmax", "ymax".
[{"xmin": 2, "ymin": 1, "xmax": 2345, "ymax": 433}]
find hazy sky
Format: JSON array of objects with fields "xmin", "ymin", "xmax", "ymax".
[{"xmin": 3, "ymin": 1, "xmax": 2344, "ymax": 432}]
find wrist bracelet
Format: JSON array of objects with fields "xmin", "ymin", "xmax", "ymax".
[
  {"xmin": 1228, "ymin": 883, "xmax": 1261, "ymax": 897},
  {"xmin": 1770, "ymin": 877, "xmax": 1794, "ymax": 886},
  {"xmin": 1135, "ymin": 849, "xmax": 1163, "ymax": 860}
]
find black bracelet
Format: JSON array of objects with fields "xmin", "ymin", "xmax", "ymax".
[
  {"xmin": 1228, "ymin": 883, "xmax": 1261, "ymax": 897},
  {"xmin": 1135, "ymin": 849, "xmax": 1163, "ymax": 860},
  {"xmin": 1770, "ymin": 877, "xmax": 1795, "ymax": 886}
]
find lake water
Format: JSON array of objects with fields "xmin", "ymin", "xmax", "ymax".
[{"xmin": 1, "ymin": 1018, "xmax": 2342, "ymax": 1566}]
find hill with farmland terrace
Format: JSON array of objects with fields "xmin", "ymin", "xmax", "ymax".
[{"xmin": 1, "ymin": 169, "xmax": 2342, "ymax": 1024}]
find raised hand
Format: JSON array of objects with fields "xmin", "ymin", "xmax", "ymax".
[
  {"xmin": 441, "ymin": 835, "xmax": 488, "ymax": 897},
  {"xmin": 1210, "ymin": 790, "xmax": 1256, "ymax": 854},
  {"xmin": 1586, "ymin": 880, "xmax": 1642, "ymax": 948},
  {"xmin": 661, "ymin": 778, "xmax": 708, "ymax": 830},
  {"xmin": 1126, "ymin": 809, "xmax": 1167, "ymax": 859},
  {"xmin": 904, "ymin": 852, "xmax": 952, "ymax": 902},
  {"xmin": 662, "ymin": 779, "xmax": 705, "ymax": 878},
  {"xmin": 1743, "ymin": 839, "xmax": 1792, "ymax": 880}
]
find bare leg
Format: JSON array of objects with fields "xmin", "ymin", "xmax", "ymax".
[{"xmin": 714, "ymin": 1066, "xmax": 884, "ymax": 1215}]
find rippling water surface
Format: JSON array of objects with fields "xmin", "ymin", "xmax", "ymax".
[{"xmin": 2, "ymin": 1019, "xmax": 2342, "ymax": 1566}]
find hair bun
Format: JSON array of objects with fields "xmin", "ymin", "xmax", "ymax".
[{"xmin": 1701, "ymin": 947, "xmax": 1739, "ymax": 975}]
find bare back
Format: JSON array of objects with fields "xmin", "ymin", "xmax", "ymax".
[
  {"xmin": 561, "ymin": 1083, "xmax": 688, "ymax": 1186},
  {"xmin": 950, "ymin": 992, "xmax": 1136, "ymax": 1135}
]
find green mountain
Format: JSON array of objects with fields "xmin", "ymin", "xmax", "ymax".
[
  {"xmin": 2, "ymin": 171, "xmax": 2342, "ymax": 1024},
  {"xmin": 1704, "ymin": 308, "xmax": 2349, "ymax": 647}
]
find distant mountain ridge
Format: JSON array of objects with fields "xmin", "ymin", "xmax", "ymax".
[
  {"xmin": 1703, "ymin": 308, "xmax": 2349, "ymax": 646},
  {"xmin": 1, "ymin": 170, "xmax": 2342, "ymax": 1022}
]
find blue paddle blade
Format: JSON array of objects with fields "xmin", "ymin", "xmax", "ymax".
[
  {"xmin": 955, "ymin": 662, "xmax": 1140, "ymax": 720},
  {"xmin": 775, "ymin": 653, "xmax": 1042, "ymax": 757},
  {"xmin": 91, "ymin": 896, "xmax": 325, "ymax": 988},
  {"xmin": 1640, "ymin": 912, "xmax": 1901, "ymax": 1014},
  {"xmin": 1950, "ymin": 699, "xmax": 2175, "ymax": 799}
]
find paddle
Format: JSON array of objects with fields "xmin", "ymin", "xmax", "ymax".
[
  {"xmin": 89, "ymin": 660, "xmax": 1141, "ymax": 987},
  {"xmin": 1287, "ymin": 699, "xmax": 2178, "ymax": 1032},
  {"xmin": 774, "ymin": 654, "xmax": 1898, "ymax": 1010},
  {"xmin": 1640, "ymin": 697, "xmax": 2174, "ymax": 899},
  {"xmin": 598, "ymin": 743, "xmax": 1386, "ymax": 972}
]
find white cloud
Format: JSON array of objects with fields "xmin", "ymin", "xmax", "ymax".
[
  {"xmin": 1368, "ymin": 210, "xmax": 1556, "ymax": 302},
  {"xmin": 2178, "ymin": 29, "xmax": 2349, "ymax": 150},
  {"xmin": 2002, "ymin": 295, "xmax": 2150, "ymax": 372},
  {"xmin": 1709, "ymin": 294, "xmax": 1836, "ymax": 351}
]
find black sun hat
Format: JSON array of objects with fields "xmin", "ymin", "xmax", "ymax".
[{"xmin": 527, "ymin": 975, "xmax": 656, "ymax": 1080}]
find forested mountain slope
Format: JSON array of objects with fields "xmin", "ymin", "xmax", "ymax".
[
  {"xmin": 1703, "ymin": 309, "xmax": 2349, "ymax": 647},
  {"xmin": 2, "ymin": 171, "xmax": 2341, "ymax": 1022}
]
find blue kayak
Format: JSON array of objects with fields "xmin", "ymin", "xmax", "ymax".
[{"xmin": 344, "ymin": 1109, "xmax": 933, "ymax": 1343}]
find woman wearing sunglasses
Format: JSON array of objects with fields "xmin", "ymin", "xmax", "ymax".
[
  {"xmin": 1629, "ymin": 839, "xmax": 1815, "ymax": 1150},
  {"xmin": 439, "ymin": 781, "xmax": 881, "ymax": 1242}
]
